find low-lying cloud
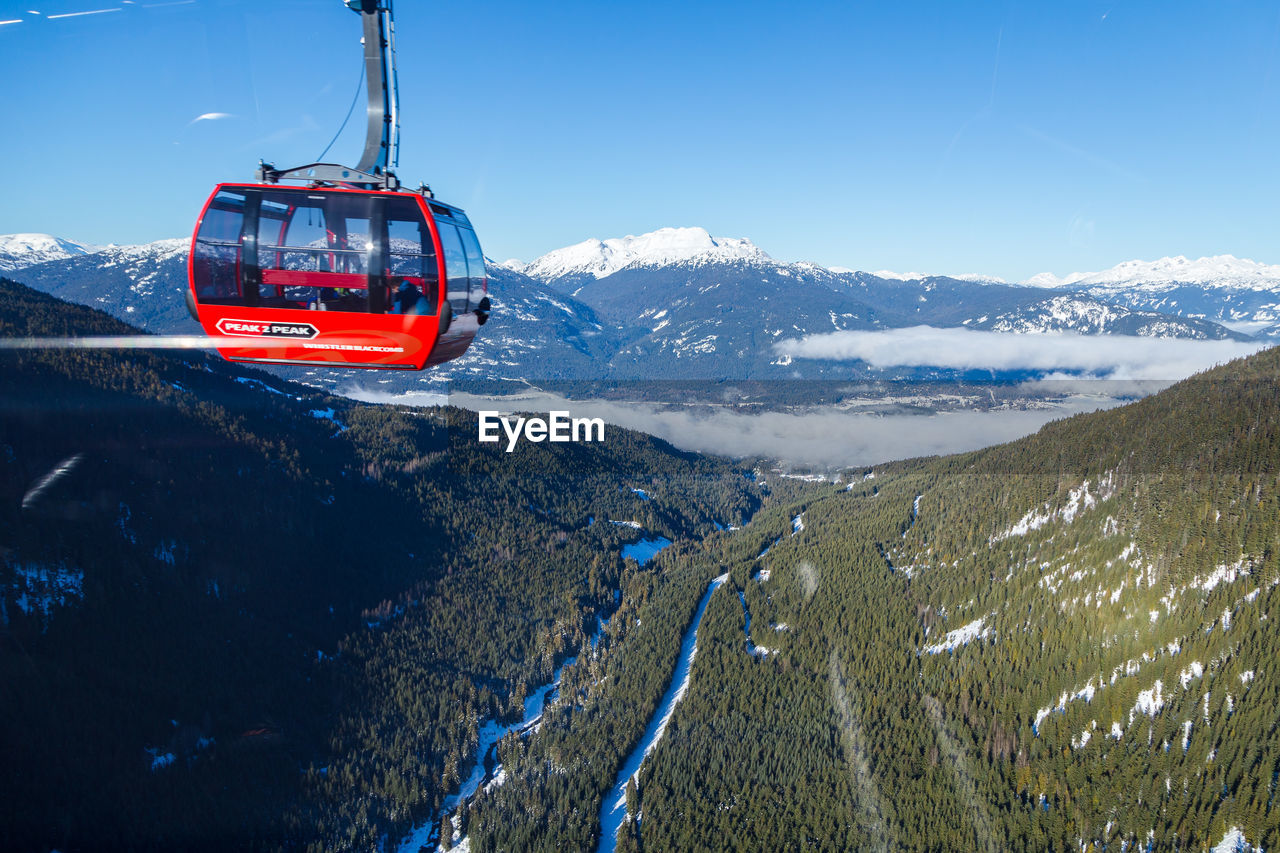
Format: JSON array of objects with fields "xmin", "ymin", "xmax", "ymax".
[
  {"xmin": 343, "ymin": 387, "xmax": 1129, "ymax": 469},
  {"xmin": 338, "ymin": 328, "xmax": 1272, "ymax": 467},
  {"xmin": 774, "ymin": 326, "xmax": 1271, "ymax": 380}
]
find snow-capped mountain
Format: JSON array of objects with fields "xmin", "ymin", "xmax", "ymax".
[
  {"xmin": 1027, "ymin": 254, "xmax": 1280, "ymax": 289},
  {"xmin": 2, "ymin": 230, "xmax": 1259, "ymax": 388},
  {"xmin": 519, "ymin": 226, "xmax": 769, "ymax": 291},
  {"xmin": 872, "ymin": 269, "xmax": 1009, "ymax": 285},
  {"xmin": 0, "ymin": 233, "xmax": 97, "ymax": 274},
  {"xmin": 964, "ymin": 294, "xmax": 1244, "ymax": 339},
  {"xmin": 11, "ymin": 239, "xmax": 191, "ymax": 332},
  {"xmin": 1025, "ymin": 255, "xmax": 1280, "ymax": 337},
  {"xmin": 565, "ymin": 258, "xmax": 1251, "ymax": 376}
]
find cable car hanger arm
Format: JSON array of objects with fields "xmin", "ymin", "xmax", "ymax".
[
  {"xmin": 257, "ymin": 0, "xmax": 402, "ymax": 190},
  {"xmin": 352, "ymin": 0, "xmax": 398, "ymax": 176}
]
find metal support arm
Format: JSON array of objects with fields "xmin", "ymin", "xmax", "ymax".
[
  {"xmin": 259, "ymin": 0, "xmax": 400, "ymax": 189},
  {"xmin": 350, "ymin": 0, "xmax": 399, "ymax": 177}
]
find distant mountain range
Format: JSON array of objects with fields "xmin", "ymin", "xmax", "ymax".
[
  {"xmin": 10, "ymin": 238, "xmax": 192, "ymax": 332},
  {"xmin": 3, "ymin": 228, "xmax": 1276, "ymax": 391},
  {"xmin": 0, "ymin": 233, "xmax": 97, "ymax": 273},
  {"xmin": 1025, "ymin": 253, "xmax": 1280, "ymax": 289},
  {"xmin": 1026, "ymin": 255, "xmax": 1280, "ymax": 339}
]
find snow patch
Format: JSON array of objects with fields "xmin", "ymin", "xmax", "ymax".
[
  {"xmin": 1195, "ymin": 558, "xmax": 1251, "ymax": 593},
  {"xmin": 995, "ymin": 476, "xmax": 1111, "ymax": 541},
  {"xmin": 621, "ymin": 537, "xmax": 673, "ymax": 566},
  {"xmin": 5, "ymin": 562, "xmax": 85, "ymax": 623},
  {"xmin": 1130, "ymin": 680, "xmax": 1165, "ymax": 721},
  {"xmin": 483, "ymin": 765, "xmax": 507, "ymax": 794},
  {"xmin": 308, "ymin": 408, "xmax": 348, "ymax": 432},
  {"xmin": 145, "ymin": 748, "xmax": 176, "ymax": 772},
  {"xmin": 234, "ymin": 377, "xmax": 287, "ymax": 396},
  {"xmin": 1179, "ymin": 661, "xmax": 1204, "ymax": 689},
  {"xmin": 922, "ymin": 616, "xmax": 991, "ymax": 654},
  {"xmin": 1211, "ymin": 826, "xmax": 1259, "ymax": 853},
  {"xmin": 777, "ymin": 471, "xmax": 827, "ymax": 483}
]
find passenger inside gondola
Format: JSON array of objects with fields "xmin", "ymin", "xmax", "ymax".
[{"xmin": 393, "ymin": 278, "xmax": 428, "ymax": 314}]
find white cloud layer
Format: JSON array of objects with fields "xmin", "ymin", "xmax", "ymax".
[
  {"xmin": 774, "ymin": 326, "xmax": 1272, "ymax": 380},
  {"xmin": 341, "ymin": 387, "xmax": 1130, "ymax": 469}
]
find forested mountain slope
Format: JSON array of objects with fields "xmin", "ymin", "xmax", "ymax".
[
  {"xmin": 462, "ymin": 347, "xmax": 1280, "ymax": 852},
  {"xmin": 0, "ymin": 277, "xmax": 763, "ymax": 850},
  {"xmin": 5, "ymin": 271, "xmax": 1278, "ymax": 852}
]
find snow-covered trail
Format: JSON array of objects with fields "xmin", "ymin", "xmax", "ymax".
[
  {"xmin": 595, "ymin": 573, "xmax": 730, "ymax": 853},
  {"xmin": 398, "ymin": 527, "xmax": 683, "ymax": 852},
  {"xmin": 396, "ymin": 649, "xmax": 586, "ymax": 853}
]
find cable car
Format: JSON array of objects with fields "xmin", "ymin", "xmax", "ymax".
[
  {"xmin": 188, "ymin": 183, "xmax": 489, "ymax": 369},
  {"xmin": 185, "ymin": 0, "xmax": 490, "ymax": 370}
]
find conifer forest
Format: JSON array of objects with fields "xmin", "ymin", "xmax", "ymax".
[{"xmin": 4, "ymin": 276, "xmax": 1280, "ymax": 851}]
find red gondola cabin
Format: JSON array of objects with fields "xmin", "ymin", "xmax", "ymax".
[{"xmin": 187, "ymin": 183, "xmax": 490, "ymax": 370}]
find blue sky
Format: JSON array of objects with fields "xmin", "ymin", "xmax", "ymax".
[{"xmin": 2, "ymin": 0, "xmax": 1279, "ymax": 280}]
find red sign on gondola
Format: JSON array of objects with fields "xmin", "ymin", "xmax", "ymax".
[{"xmin": 215, "ymin": 318, "xmax": 319, "ymax": 339}]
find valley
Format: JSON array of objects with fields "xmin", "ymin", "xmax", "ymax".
[
  {"xmin": 2, "ymin": 252, "xmax": 1279, "ymax": 851},
  {"xmin": 0, "ymin": 276, "xmax": 763, "ymax": 850},
  {"xmin": 458, "ymin": 348, "xmax": 1280, "ymax": 852}
]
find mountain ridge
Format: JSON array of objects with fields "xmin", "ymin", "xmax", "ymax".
[
  {"xmin": 0, "ymin": 232, "xmax": 98, "ymax": 273},
  {"xmin": 2, "ymin": 230, "xmax": 1268, "ymax": 392},
  {"xmin": 9, "ymin": 229, "xmax": 1280, "ymax": 294},
  {"xmin": 1027, "ymin": 253, "xmax": 1280, "ymax": 290}
]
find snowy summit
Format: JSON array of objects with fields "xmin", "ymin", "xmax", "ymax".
[
  {"xmin": 1025, "ymin": 255, "xmax": 1280, "ymax": 292},
  {"xmin": 872, "ymin": 269, "xmax": 1008, "ymax": 285},
  {"xmin": 0, "ymin": 233, "xmax": 97, "ymax": 273},
  {"xmin": 518, "ymin": 226, "xmax": 769, "ymax": 281}
]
